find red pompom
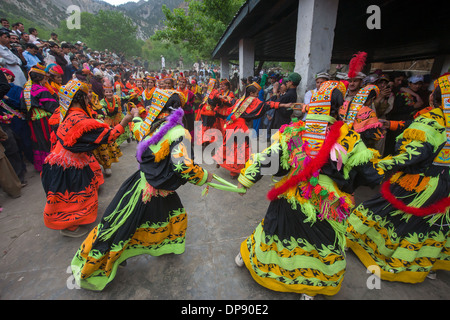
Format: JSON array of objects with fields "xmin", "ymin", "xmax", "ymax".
[{"xmin": 341, "ymin": 80, "xmax": 349, "ymax": 89}]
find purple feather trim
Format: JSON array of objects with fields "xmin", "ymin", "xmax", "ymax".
[{"xmin": 136, "ymin": 107, "xmax": 185, "ymax": 162}]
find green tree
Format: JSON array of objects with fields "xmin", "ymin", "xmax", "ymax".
[
  {"xmin": 153, "ymin": 0, "xmax": 245, "ymax": 59},
  {"xmin": 58, "ymin": 10, "xmax": 141, "ymax": 57},
  {"xmin": 58, "ymin": 12, "xmax": 95, "ymax": 44},
  {"xmin": 90, "ymin": 10, "xmax": 140, "ymax": 56}
]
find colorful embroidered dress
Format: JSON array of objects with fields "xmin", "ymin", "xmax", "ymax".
[
  {"xmin": 195, "ymin": 79, "xmax": 220, "ymax": 145},
  {"xmin": 346, "ymin": 75, "xmax": 450, "ymax": 283},
  {"xmin": 71, "ymin": 92, "xmax": 209, "ymax": 291},
  {"xmin": 237, "ymin": 81, "xmax": 380, "ymax": 297},
  {"xmin": 20, "ymin": 82, "xmax": 59, "ymax": 171},
  {"xmin": 214, "ymin": 88, "xmax": 236, "ymax": 136},
  {"xmin": 213, "ymin": 95, "xmax": 280, "ymax": 177},
  {"xmin": 89, "ymin": 93, "xmax": 122, "ymax": 170},
  {"xmin": 100, "ymin": 94, "xmax": 131, "ymax": 146},
  {"xmin": 142, "ymin": 86, "xmax": 156, "ymax": 109},
  {"xmin": 339, "ymin": 84, "xmax": 383, "ymax": 147}
]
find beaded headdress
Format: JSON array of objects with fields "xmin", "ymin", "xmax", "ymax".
[
  {"xmin": 339, "ymin": 84, "xmax": 380, "ymax": 129},
  {"xmin": 303, "ymin": 80, "xmax": 347, "ymax": 157},
  {"xmin": 433, "ymin": 74, "xmax": 450, "ymax": 166},
  {"xmin": 59, "ymin": 80, "xmax": 90, "ymax": 122}
]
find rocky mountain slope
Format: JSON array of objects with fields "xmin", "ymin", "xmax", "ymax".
[{"xmin": 0, "ymin": 0, "xmax": 185, "ymax": 39}]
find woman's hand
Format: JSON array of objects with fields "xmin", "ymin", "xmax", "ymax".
[
  {"xmin": 279, "ymin": 103, "xmax": 295, "ymax": 109},
  {"xmin": 237, "ymin": 182, "xmax": 247, "ymax": 196},
  {"xmin": 379, "ymin": 119, "xmax": 390, "ymax": 129},
  {"xmin": 130, "ymin": 107, "xmax": 140, "ymax": 118},
  {"xmin": 122, "ymin": 113, "xmax": 133, "ymax": 124}
]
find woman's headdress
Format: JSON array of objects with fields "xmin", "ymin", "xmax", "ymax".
[
  {"xmin": 303, "ymin": 80, "xmax": 347, "ymax": 157},
  {"xmin": 433, "ymin": 74, "xmax": 450, "ymax": 166},
  {"xmin": 59, "ymin": 79, "xmax": 90, "ymax": 122},
  {"xmin": 340, "ymin": 84, "xmax": 380, "ymax": 128}
]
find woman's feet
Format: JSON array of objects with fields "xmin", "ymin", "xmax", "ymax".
[
  {"xmin": 60, "ymin": 226, "xmax": 88, "ymax": 238},
  {"xmin": 235, "ymin": 252, "xmax": 244, "ymax": 267},
  {"xmin": 119, "ymin": 260, "xmax": 127, "ymax": 268}
]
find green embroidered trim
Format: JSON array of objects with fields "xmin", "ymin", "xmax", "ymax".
[
  {"xmin": 305, "ymin": 113, "xmax": 336, "ymax": 124},
  {"xmin": 148, "ymin": 125, "xmax": 186, "ymax": 154},
  {"xmin": 399, "ymin": 116, "xmax": 446, "ymax": 153}
]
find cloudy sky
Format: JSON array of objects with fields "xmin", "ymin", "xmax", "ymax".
[{"xmin": 102, "ymin": 0, "xmax": 140, "ymax": 6}]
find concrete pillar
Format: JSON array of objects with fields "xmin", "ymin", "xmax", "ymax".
[
  {"xmin": 441, "ymin": 57, "xmax": 450, "ymax": 75},
  {"xmin": 239, "ymin": 38, "xmax": 255, "ymax": 89},
  {"xmin": 220, "ymin": 57, "xmax": 230, "ymax": 80},
  {"xmin": 294, "ymin": 0, "xmax": 340, "ymax": 102},
  {"xmin": 431, "ymin": 55, "xmax": 450, "ymax": 77}
]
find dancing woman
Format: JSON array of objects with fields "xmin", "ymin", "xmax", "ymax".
[
  {"xmin": 71, "ymin": 89, "xmax": 212, "ymax": 291},
  {"xmin": 20, "ymin": 64, "xmax": 59, "ymax": 171},
  {"xmin": 235, "ymin": 80, "xmax": 382, "ymax": 299},
  {"xmin": 41, "ymin": 80, "xmax": 132, "ymax": 237},
  {"xmin": 214, "ymin": 82, "xmax": 292, "ymax": 178},
  {"xmin": 346, "ymin": 73, "xmax": 450, "ymax": 283}
]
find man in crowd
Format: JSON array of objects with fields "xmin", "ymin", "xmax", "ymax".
[
  {"xmin": 50, "ymin": 32, "xmax": 60, "ymax": 45},
  {"xmin": 0, "ymin": 18, "xmax": 11, "ymax": 33},
  {"xmin": 28, "ymin": 28, "xmax": 39, "ymax": 44},
  {"xmin": 267, "ymin": 72, "xmax": 300, "ymax": 134},
  {"xmin": 19, "ymin": 33, "xmax": 29, "ymax": 47},
  {"xmin": 0, "ymin": 30, "xmax": 26, "ymax": 87},
  {"xmin": 46, "ymin": 41, "xmax": 67, "ymax": 69},
  {"xmin": 11, "ymin": 22, "xmax": 24, "ymax": 39},
  {"xmin": 7, "ymin": 32, "xmax": 27, "ymax": 74},
  {"xmin": 63, "ymin": 55, "xmax": 78, "ymax": 85},
  {"xmin": 345, "ymin": 72, "xmax": 365, "ymax": 102}
]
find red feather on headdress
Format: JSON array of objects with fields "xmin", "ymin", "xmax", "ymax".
[{"xmin": 347, "ymin": 52, "xmax": 367, "ymax": 78}]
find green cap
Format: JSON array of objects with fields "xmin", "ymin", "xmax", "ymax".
[{"xmin": 287, "ymin": 72, "xmax": 302, "ymax": 85}]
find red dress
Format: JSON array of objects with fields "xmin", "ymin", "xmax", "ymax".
[
  {"xmin": 195, "ymin": 89, "xmax": 220, "ymax": 145},
  {"xmin": 214, "ymin": 90, "xmax": 236, "ymax": 136},
  {"xmin": 214, "ymin": 96, "xmax": 280, "ymax": 176}
]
